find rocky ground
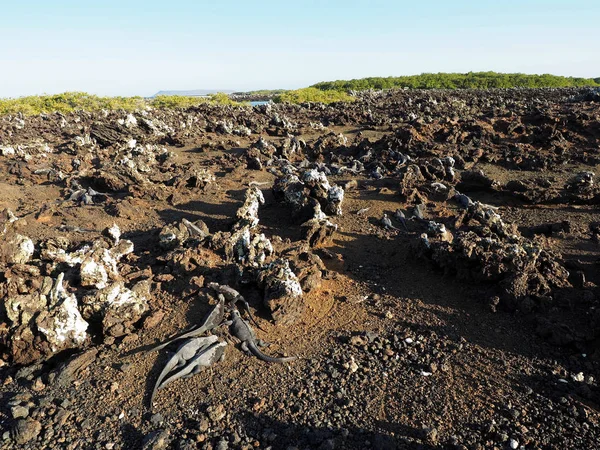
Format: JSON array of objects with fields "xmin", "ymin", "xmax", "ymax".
[{"xmin": 0, "ymin": 88, "xmax": 600, "ymax": 449}]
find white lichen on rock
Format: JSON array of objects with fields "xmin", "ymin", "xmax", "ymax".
[
  {"xmin": 40, "ymin": 225, "xmax": 146, "ymax": 337},
  {"xmin": 235, "ymin": 186, "xmax": 265, "ymax": 229},
  {"xmin": 80, "ymin": 257, "xmax": 109, "ymax": 289},
  {"xmin": 327, "ymin": 185, "xmax": 344, "ymax": 216},
  {"xmin": 106, "ymin": 223, "xmax": 121, "ymax": 244},
  {"xmin": 83, "ymin": 280, "xmax": 148, "ymax": 318},
  {"xmin": 258, "ymin": 258, "xmax": 304, "ymax": 324},
  {"xmin": 35, "ymin": 273, "xmax": 89, "ymax": 351},
  {"xmin": 2, "ymin": 233, "xmax": 35, "ymax": 264}
]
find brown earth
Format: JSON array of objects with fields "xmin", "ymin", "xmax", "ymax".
[{"xmin": 0, "ymin": 88, "xmax": 599, "ymax": 450}]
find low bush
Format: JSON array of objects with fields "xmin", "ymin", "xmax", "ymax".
[
  {"xmin": 311, "ymin": 72, "xmax": 600, "ymax": 91},
  {"xmin": 0, "ymin": 92, "xmax": 146, "ymax": 115},
  {"xmin": 274, "ymin": 87, "xmax": 355, "ymax": 104},
  {"xmin": 0, "ymin": 92, "xmax": 248, "ymax": 116}
]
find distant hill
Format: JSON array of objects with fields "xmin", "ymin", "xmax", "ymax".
[{"xmin": 152, "ymin": 89, "xmax": 235, "ymax": 97}]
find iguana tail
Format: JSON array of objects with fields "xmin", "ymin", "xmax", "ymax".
[{"xmin": 248, "ymin": 341, "xmax": 297, "ymax": 363}]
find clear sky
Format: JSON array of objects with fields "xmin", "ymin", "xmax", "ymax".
[{"xmin": 1, "ymin": 0, "xmax": 598, "ymax": 97}]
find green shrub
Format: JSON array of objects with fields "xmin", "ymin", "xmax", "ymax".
[
  {"xmin": 123, "ymin": 92, "xmax": 247, "ymax": 109},
  {"xmin": 0, "ymin": 91, "xmax": 248, "ymax": 116},
  {"xmin": 311, "ymin": 72, "xmax": 600, "ymax": 91},
  {"xmin": 0, "ymin": 92, "xmax": 146, "ymax": 115},
  {"xmin": 207, "ymin": 92, "xmax": 249, "ymax": 106},
  {"xmin": 239, "ymin": 89, "xmax": 288, "ymax": 96},
  {"xmin": 148, "ymin": 95, "xmax": 208, "ymax": 109},
  {"xmin": 274, "ymin": 87, "xmax": 355, "ymax": 104}
]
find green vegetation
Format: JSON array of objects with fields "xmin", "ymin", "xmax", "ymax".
[
  {"xmin": 0, "ymin": 92, "xmax": 146, "ymax": 116},
  {"xmin": 150, "ymin": 92, "xmax": 248, "ymax": 109},
  {"xmin": 0, "ymin": 92, "xmax": 248, "ymax": 116},
  {"xmin": 147, "ymin": 95, "xmax": 205, "ymax": 109},
  {"xmin": 238, "ymin": 89, "xmax": 288, "ymax": 96},
  {"xmin": 3, "ymin": 73, "xmax": 598, "ymax": 115},
  {"xmin": 311, "ymin": 72, "xmax": 600, "ymax": 91},
  {"xmin": 273, "ymin": 87, "xmax": 355, "ymax": 104}
]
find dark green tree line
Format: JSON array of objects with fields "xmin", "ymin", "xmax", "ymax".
[{"xmin": 311, "ymin": 72, "xmax": 600, "ymax": 91}]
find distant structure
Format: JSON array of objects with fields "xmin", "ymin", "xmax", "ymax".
[{"xmin": 152, "ymin": 89, "xmax": 236, "ymax": 97}]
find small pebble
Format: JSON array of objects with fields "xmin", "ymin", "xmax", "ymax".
[
  {"xmin": 11, "ymin": 405, "xmax": 29, "ymax": 419},
  {"xmin": 118, "ymin": 363, "xmax": 132, "ymax": 373},
  {"xmin": 572, "ymin": 372, "xmax": 584, "ymax": 382},
  {"xmin": 32, "ymin": 377, "xmax": 46, "ymax": 391},
  {"xmin": 207, "ymin": 404, "xmax": 226, "ymax": 422},
  {"xmin": 150, "ymin": 413, "xmax": 164, "ymax": 426}
]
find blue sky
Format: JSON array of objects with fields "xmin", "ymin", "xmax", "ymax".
[{"xmin": 1, "ymin": 0, "xmax": 598, "ymax": 97}]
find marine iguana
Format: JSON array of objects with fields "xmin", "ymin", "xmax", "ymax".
[
  {"xmin": 207, "ymin": 282, "xmax": 263, "ymax": 330},
  {"xmin": 381, "ymin": 213, "xmax": 400, "ymax": 231},
  {"xmin": 155, "ymin": 340, "xmax": 227, "ymax": 393},
  {"xmin": 148, "ymin": 296, "xmax": 224, "ymax": 353},
  {"xmin": 229, "ymin": 310, "xmax": 296, "ymax": 363},
  {"xmin": 150, "ymin": 336, "xmax": 217, "ymax": 406},
  {"xmin": 393, "ymin": 209, "xmax": 409, "ymax": 231}
]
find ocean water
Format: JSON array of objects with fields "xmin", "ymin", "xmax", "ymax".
[{"xmin": 250, "ymin": 101, "xmax": 270, "ymax": 106}]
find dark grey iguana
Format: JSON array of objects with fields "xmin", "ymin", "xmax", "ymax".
[
  {"xmin": 148, "ymin": 296, "xmax": 224, "ymax": 353},
  {"xmin": 207, "ymin": 282, "xmax": 245, "ymax": 305},
  {"xmin": 207, "ymin": 282, "xmax": 263, "ymax": 330},
  {"xmin": 157, "ymin": 340, "xmax": 227, "ymax": 392},
  {"xmin": 150, "ymin": 336, "xmax": 218, "ymax": 407},
  {"xmin": 393, "ymin": 209, "xmax": 409, "ymax": 231},
  {"xmin": 229, "ymin": 310, "xmax": 296, "ymax": 363},
  {"xmin": 380, "ymin": 213, "xmax": 400, "ymax": 231},
  {"xmin": 412, "ymin": 203, "xmax": 426, "ymax": 221}
]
